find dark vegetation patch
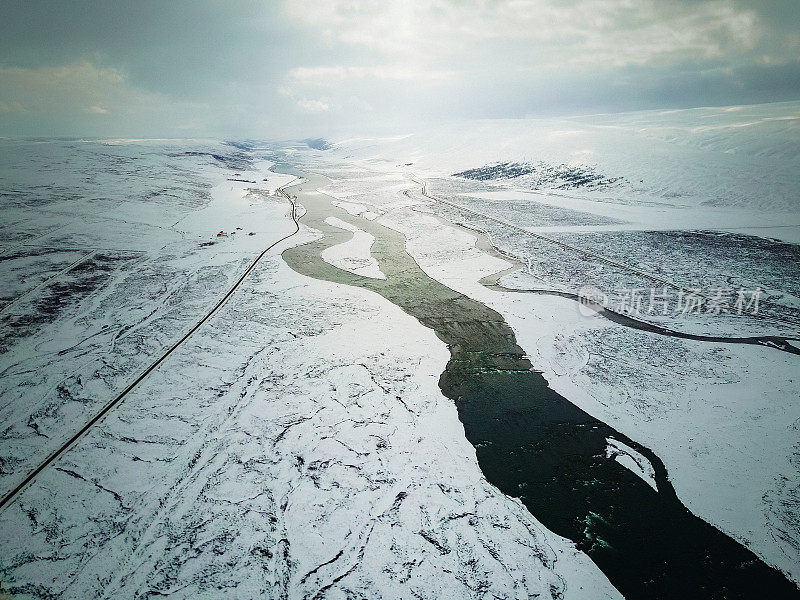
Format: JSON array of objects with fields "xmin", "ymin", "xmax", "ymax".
[
  {"xmin": 0, "ymin": 252, "xmax": 140, "ymax": 352},
  {"xmin": 304, "ymin": 138, "xmax": 331, "ymax": 151},
  {"xmin": 0, "ymin": 248, "xmax": 87, "ymax": 308},
  {"xmin": 224, "ymin": 140, "xmax": 257, "ymax": 151},
  {"xmin": 172, "ymin": 151, "xmax": 253, "ymax": 171},
  {"xmin": 453, "ymin": 161, "xmax": 625, "ymax": 190}
]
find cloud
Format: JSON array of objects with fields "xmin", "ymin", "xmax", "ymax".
[
  {"xmin": 0, "ymin": 99, "xmax": 25, "ymax": 115},
  {"xmin": 285, "ymin": 0, "xmax": 763, "ymax": 72},
  {"xmin": 0, "ymin": 60, "xmax": 145, "ymax": 115},
  {"xmin": 297, "ymin": 98, "xmax": 330, "ymax": 112},
  {"xmin": 0, "ymin": 1, "xmax": 797, "ymax": 137},
  {"xmin": 0, "ymin": 59, "xmax": 217, "ymax": 136},
  {"xmin": 289, "ymin": 65, "xmax": 456, "ymax": 85},
  {"xmin": 270, "ymin": 0, "xmax": 800, "ymax": 133}
]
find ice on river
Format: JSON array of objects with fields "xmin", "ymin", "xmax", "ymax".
[{"xmin": 321, "ymin": 216, "xmax": 386, "ymax": 280}]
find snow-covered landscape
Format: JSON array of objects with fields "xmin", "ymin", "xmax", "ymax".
[
  {"xmin": 2, "ymin": 1, "xmax": 800, "ymax": 596},
  {"xmin": 1, "ymin": 101, "xmax": 798, "ymax": 598}
]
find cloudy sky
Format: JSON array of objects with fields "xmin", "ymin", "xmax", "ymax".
[{"xmin": 1, "ymin": 0, "xmax": 799, "ymax": 138}]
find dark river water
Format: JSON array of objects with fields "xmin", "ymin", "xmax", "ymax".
[{"xmin": 276, "ymin": 166, "xmax": 799, "ymax": 599}]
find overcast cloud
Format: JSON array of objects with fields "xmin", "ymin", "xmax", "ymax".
[{"xmin": 0, "ymin": 0, "xmax": 798, "ymax": 138}]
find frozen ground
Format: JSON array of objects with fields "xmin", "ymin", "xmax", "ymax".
[
  {"xmin": 0, "ymin": 139, "xmax": 296, "ymax": 500},
  {"xmin": 386, "ymin": 207, "xmax": 800, "ymax": 582},
  {"xmin": 0, "ymin": 139, "xmax": 619, "ymax": 598},
  {"xmin": 291, "ymin": 102, "xmax": 800, "ymax": 584}
]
